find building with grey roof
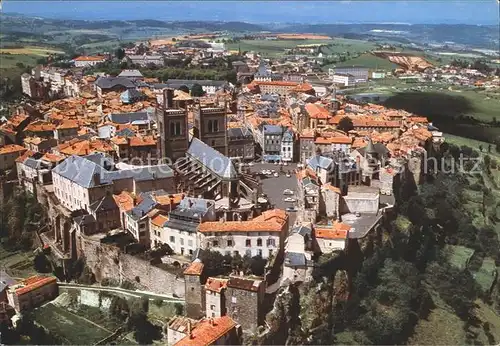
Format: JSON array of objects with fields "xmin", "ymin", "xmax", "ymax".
[
  {"xmin": 108, "ymin": 111, "xmax": 151, "ymax": 125},
  {"xmin": 162, "ymin": 79, "xmax": 230, "ymax": 95},
  {"xmin": 94, "ymin": 76, "xmax": 137, "ymax": 96},
  {"xmin": 175, "ymin": 137, "xmax": 260, "ymax": 210},
  {"xmin": 52, "ymin": 153, "xmax": 175, "ymax": 213},
  {"xmin": 261, "ymin": 124, "xmax": 284, "ymax": 162},
  {"xmin": 118, "ymin": 69, "xmax": 144, "ymax": 80},
  {"xmin": 227, "ymin": 127, "xmax": 254, "ymax": 161}
]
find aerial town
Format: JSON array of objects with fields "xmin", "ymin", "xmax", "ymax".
[{"xmin": 1, "ymin": 2, "xmax": 500, "ymax": 345}]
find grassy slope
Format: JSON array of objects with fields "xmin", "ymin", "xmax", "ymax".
[
  {"xmin": 34, "ymin": 303, "xmax": 113, "ymax": 344},
  {"xmin": 324, "ymin": 53, "xmax": 399, "ymax": 70}
]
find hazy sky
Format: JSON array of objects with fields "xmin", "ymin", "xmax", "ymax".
[{"xmin": 3, "ymin": 1, "xmax": 499, "ymax": 25}]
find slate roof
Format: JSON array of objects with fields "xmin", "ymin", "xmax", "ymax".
[
  {"xmin": 115, "ymin": 128, "xmax": 136, "ymax": 137},
  {"xmin": 357, "ymin": 142, "xmax": 389, "ymax": 157},
  {"xmin": 118, "ymin": 69, "xmax": 143, "ymax": 78},
  {"xmin": 163, "ymin": 79, "xmax": 228, "ymax": 88},
  {"xmin": 0, "ymin": 271, "xmax": 16, "ymax": 292},
  {"xmin": 73, "ymin": 214, "xmax": 97, "ymax": 226},
  {"xmin": 109, "ymin": 111, "xmax": 150, "ymax": 124},
  {"xmin": 53, "ymin": 154, "xmax": 174, "ymax": 188},
  {"xmin": 227, "ymin": 127, "xmax": 252, "ymax": 139},
  {"xmin": 284, "ymin": 252, "xmax": 306, "ymax": 267},
  {"xmin": 95, "ymin": 76, "xmax": 136, "ymax": 90},
  {"xmin": 187, "ymin": 138, "xmax": 237, "ymax": 180},
  {"xmin": 128, "ymin": 195, "xmax": 157, "ymax": 220},
  {"xmin": 120, "ymin": 89, "xmax": 145, "ymax": 103},
  {"xmin": 307, "ymin": 155, "xmax": 334, "ymax": 171},
  {"xmin": 263, "ymin": 124, "xmax": 283, "ymax": 134},
  {"xmin": 290, "ymin": 224, "xmax": 312, "ymax": 237},
  {"xmin": 23, "ymin": 157, "xmax": 43, "ymax": 170},
  {"xmin": 89, "ymin": 194, "xmax": 119, "ymax": 213}
]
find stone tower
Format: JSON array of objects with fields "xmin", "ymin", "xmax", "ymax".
[
  {"xmin": 193, "ymin": 103, "xmax": 228, "ymax": 155},
  {"xmin": 156, "ymin": 88, "xmax": 189, "ymax": 162}
]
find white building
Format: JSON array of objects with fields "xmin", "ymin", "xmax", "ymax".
[
  {"xmin": 73, "ymin": 56, "xmax": 107, "ymax": 68},
  {"xmin": 332, "ymin": 73, "xmax": 356, "ymax": 87},
  {"xmin": 205, "ymin": 277, "xmax": 228, "ymax": 318},
  {"xmin": 198, "ymin": 209, "xmax": 288, "ymax": 259},
  {"xmin": 314, "ymin": 222, "xmax": 350, "ymax": 253},
  {"xmin": 167, "ymin": 316, "xmax": 199, "ymax": 346},
  {"xmin": 155, "ymin": 197, "xmax": 217, "ymax": 256},
  {"xmin": 281, "ymin": 129, "xmax": 294, "ymax": 162}
]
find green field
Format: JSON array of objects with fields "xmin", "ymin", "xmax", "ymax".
[
  {"xmin": 443, "ymin": 89, "xmax": 500, "ymax": 123},
  {"xmin": 0, "ymin": 245, "xmax": 37, "ymax": 279},
  {"xmin": 227, "ymin": 39, "xmax": 335, "ymax": 56},
  {"xmin": 324, "ymin": 52, "xmax": 399, "ymax": 70},
  {"xmin": 34, "ymin": 303, "xmax": 117, "ymax": 344},
  {"xmin": 444, "ymin": 133, "xmax": 499, "ymax": 157}
]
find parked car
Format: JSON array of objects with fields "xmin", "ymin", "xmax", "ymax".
[
  {"xmin": 273, "ymin": 172, "xmax": 279, "ymax": 177},
  {"xmin": 286, "ymin": 173, "xmax": 291, "ymax": 178},
  {"xmin": 248, "ymin": 162, "xmax": 254, "ymax": 167},
  {"xmin": 283, "ymin": 189, "xmax": 294, "ymax": 195},
  {"xmin": 283, "ymin": 197, "xmax": 296, "ymax": 203},
  {"xmin": 286, "ymin": 207, "xmax": 298, "ymax": 212}
]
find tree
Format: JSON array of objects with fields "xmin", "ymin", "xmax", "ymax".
[
  {"xmin": 126, "ymin": 297, "xmax": 162, "ymax": 344},
  {"xmin": 178, "ymin": 85, "xmax": 190, "ymax": 94},
  {"xmin": 191, "ymin": 83, "xmax": 205, "ymax": 97},
  {"xmin": 115, "ymin": 48, "xmax": 125, "ymax": 60},
  {"xmin": 337, "ymin": 116, "xmax": 354, "ymax": 133}
]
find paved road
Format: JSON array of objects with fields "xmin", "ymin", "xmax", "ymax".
[
  {"xmin": 58, "ymin": 282, "xmax": 185, "ymax": 302},
  {"xmin": 250, "ymin": 163, "xmax": 299, "ymax": 229}
]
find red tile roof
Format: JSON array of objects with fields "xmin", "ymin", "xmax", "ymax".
[
  {"xmin": 15, "ymin": 150, "xmax": 35, "ymax": 163},
  {"xmin": 129, "ymin": 136, "xmax": 156, "ymax": 147},
  {"xmin": 315, "ymin": 222, "xmax": 351, "ymax": 240},
  {"xmin": 205, "ymin": 277, "xmax": 228, "ymax": 293},
  {"xmin": 15, "ymin": 276, "xmax": 57, "ymax": 296},
  {"xmin": 151, "ymin": 214, "xmax": 169, "ymax": 227},
  {"xmin": 74, "ymin": 55, "xmax": 106, "ymax": 62},
  {"xmin": 305, "ymin": 103, "xmax": 330, "ymax": 119},
  {"xmin": 56, "ymin": 120, "xmax": 79, "ymax": 130},
  {"xmin": 315, "ymin": 136, "xmax": 352, "ymax": 145},
  {"xmin": 25, "ymin": 120, "xmax": 55, "ymax": 132},
  {"xmin": 198, "ymin": 209, "xmax": 287, "ymax": 233},
  {"xmin": 0, "ymin": 144, "xmax": 27, "ymax": 155},
  {"xmin": 184, "ymin": 261, "xmax": 204, "ymax": 276},
  {"xmin": 41, "ymin": 153, "xmax": 65, "ymax": 163},
  {"xmin": 113, "ymin": 191, "xmax": 135, "ymax": 212},
  {"xmin": 174, "ymin": 316, "xmax": 237, "ymax": 346}
]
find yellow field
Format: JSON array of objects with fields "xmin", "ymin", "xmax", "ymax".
[{"xmin": 0, "ymin": 47, "xmax": 64, "ymax": 56}]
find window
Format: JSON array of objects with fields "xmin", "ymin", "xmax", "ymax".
[
  {"xmin": 188, "ymin": 240, "xmax": 193, "ymax": 247},
  {"xmin": 267, "ymin": 238, "xmax": 276, "ymax": 247},
  {"xmin": 170, "ymin": 236, "xmax": 175, "ymax": 243},
  {"xmin": 258, "ymin": 249, "xmax": 263, "ymax": 257},
  {"xmin": 213, "ymin": 240, "xmax": 219, "ymax": 247},
  {"xmin": 180, "ymin": 238, "xmax": 184, "ymax": 245},
  {"xmin": 210, "ymin": 304, "xmax": 216, "ymax": 310},
  {"xmin": 170, "ymin": 121, "xmax": 182, "ymax": 136},
  {"xmin": 257, "ymin": 238, "xmax": 262, "ymax": 247},
  {"xmin": 232, "ymin": 296, "xmax": 237, "ymax": 303},
  {"xmin": 227, "ymin": 240, "xmax": 233, "ymax": 247},
  {"xmin": 245, "ymin": 239, "xmax": 251, "ymax": 247}
]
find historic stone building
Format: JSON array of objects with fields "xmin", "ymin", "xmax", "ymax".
[{"xmin": 193, "ymin": 104, "xmax": 228, "ymax": 156}]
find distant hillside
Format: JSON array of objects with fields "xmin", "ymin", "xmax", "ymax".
[{"xmin": 282, "ymin": 23, "xmax": 500, "ymax": 50}]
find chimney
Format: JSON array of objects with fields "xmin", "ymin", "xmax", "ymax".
[
  {"xmin": 163, "ymin": 88, "xmax": 174, "ymax": 109},
  {"xmin": 209, "ymin": 318, "xmax": 215, "ymax": 326},
  {"xmin": 188, "ymin": 320, "xmax": 193, "ymax": 339},
  {"xmin": 93, "ymin": 172, "xmax": 100, "ymax": 186}
]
